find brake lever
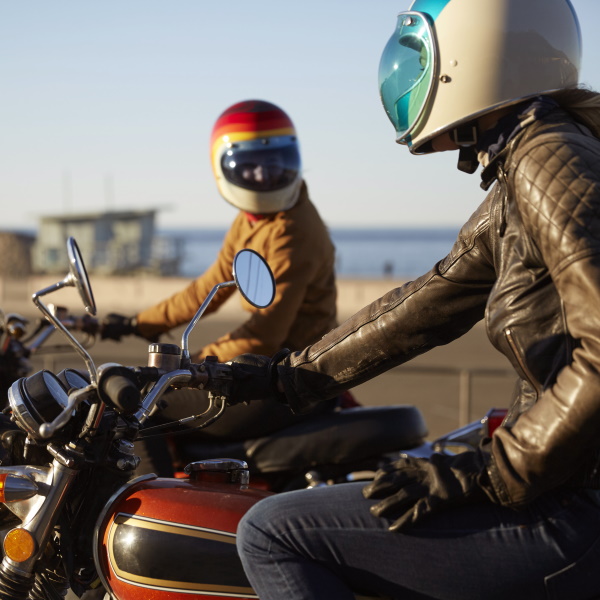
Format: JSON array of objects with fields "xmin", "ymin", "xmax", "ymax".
[
  {"xmin": 137, "ymin": 394, "xmax": 227, "ymax": 439},
  {"xmin": 134, "ymin": 370, "xmax": 197, "ymax": 425},
  {"xmin": 133, "ymin": 360, "xmax": 232, "ymax": 426}
]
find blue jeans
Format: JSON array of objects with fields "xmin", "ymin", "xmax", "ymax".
[{"xmin": 236, "ymin": 482, "xmax": 600, "ymax": 600}]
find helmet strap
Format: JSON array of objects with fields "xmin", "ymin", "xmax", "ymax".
[
  {"xmin": 452, "ymin": 124, "xmax": 479, "ymax": 174},
  {"xmin": 457, "ymin": 146, "xmax": 479, "ymax": 174}
]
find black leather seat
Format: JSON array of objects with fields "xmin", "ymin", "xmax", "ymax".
[{"xmin": 179, "ymin": 405, "xmax": 427, "ymax": 474}]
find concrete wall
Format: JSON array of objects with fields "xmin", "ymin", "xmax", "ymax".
[
  {"xmin": 0, "ymin": 233, "xmax": 34, "ymax": 276},
  {"xmin": 0, "ymin": 275, "xmax": 407, "ymax": 321}
]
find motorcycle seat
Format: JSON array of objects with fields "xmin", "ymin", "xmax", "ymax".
[{"xmin": 179, "ymin": 405, "xmax": 427, "ymax": 474}]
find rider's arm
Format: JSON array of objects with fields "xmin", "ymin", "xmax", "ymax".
[
  {"xmin": 276, "ymin": 194, "xmax": 497, "ymax": 414},
  {"xmin": 197, "ymin": 211, "xmax": 333, "ymax": 361},
  {"xmin": 134, "ymin": 217, "xmax": 241, "ymax": 339}
]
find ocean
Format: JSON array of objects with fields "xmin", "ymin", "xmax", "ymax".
[{"xmin": 161, "ymin": 227, "xmax": 461, "ymax": 280}]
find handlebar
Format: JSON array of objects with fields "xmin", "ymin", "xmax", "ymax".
[
  {"xmin": 133, "ymin": 360, "xmax": 232, "ymax": 425},
  {"xmin": 21, "ymin": 310, "xmax": 99, "ymax": 353},
  {"xmin": 35, "ymin": 358, "xmax": 233, "ymax": 439}
]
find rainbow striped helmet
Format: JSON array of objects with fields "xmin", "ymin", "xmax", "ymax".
[
  {"xmin": 210, "ymin": 100, "xmax": 302, "ymax": 214},
  {"xmin": 379, "ymin": 0, "xmax": 581, "ymax": 154}
]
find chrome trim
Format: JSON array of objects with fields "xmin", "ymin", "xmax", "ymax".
[
  {"xmin": 8, "ymin": 379, "xmax": 42, "ymax": 438},
  {"xmin": 1, "ymin": 459, "xmax": 79, "ymax": 574}
]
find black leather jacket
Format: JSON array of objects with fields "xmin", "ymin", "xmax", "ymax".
[{"xmin": 278, "ymin": 108, "xmax": 600, "ymax": 508}]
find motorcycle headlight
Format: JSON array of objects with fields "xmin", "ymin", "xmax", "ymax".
[{"xmin": 8, "ymin": 371, "xmax": 70, "ymax": 440}]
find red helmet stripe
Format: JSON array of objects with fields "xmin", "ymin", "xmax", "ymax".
[{"xmin": 211, "ymin": 101, "xmax": 295, "ymax": 148}]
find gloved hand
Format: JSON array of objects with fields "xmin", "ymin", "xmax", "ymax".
[
  {"xmin": 362, "ymin": 450, "xmax": 493, "ymax": 532},
  {"xmin": 100, "ymin": 313, "xmax": 137, "ymax": 341},
  {"xmin": 228, "ymin": 349, "xmax": 290, "ymax": 406},
  {"xmin": 100, "ymin": 314, "xmax": 159, "ymax": 342}
]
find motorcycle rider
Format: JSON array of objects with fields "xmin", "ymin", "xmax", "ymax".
[
  {"xmin": 102, "ymin": 99, "xmax": 337, "ymax": 367},
  {"xmin": 229, "ymin": 0, "xmax": 600, "ymax": 598},
  {"xmin": 100, "ymin": 100, "xmax": 340, "ymax": 471}
]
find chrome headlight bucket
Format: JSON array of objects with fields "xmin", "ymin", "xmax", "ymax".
[{"xmin": 8, "ymin": 371, "xmax": 70, "ymax": 440}]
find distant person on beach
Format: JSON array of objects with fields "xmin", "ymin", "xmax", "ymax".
[
  {"xmin": 383, "ymin": 260, "xmax": 393, "ymax": 278},
  {"xmin": 224, "ymin": 1, "xmax": 600, "ymax": 598},
  {"xmin": 100, "ymin": 100, "xmax": 339, "ymax": 470}
]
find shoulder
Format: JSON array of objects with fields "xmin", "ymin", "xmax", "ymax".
[
  {"xmin": 513, "ymin": 122, "xmax": 600, "ymax": 177},
  {"xmin": 511, "ymin": 113, "xmax": 600, "ymax": 189},
  {"xmin": 512, "ymin": 126, "xmax": 600, "ymax": 226},
  {"xmin": 272, "ymin": 190, "xmax": 331, "ymax": 240},
  {"xmin": 510, "ymin": 124, "xmax": 600, "ymax": 268}
]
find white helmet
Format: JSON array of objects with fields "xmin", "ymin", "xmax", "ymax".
[{"xmin": 379, "ymin": 0, "xmax": 582, "ymax": 154}]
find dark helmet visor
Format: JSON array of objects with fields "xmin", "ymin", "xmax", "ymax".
[{"xmin": 221, "ymin": 140, "xmax": 301, "ymax": 192}]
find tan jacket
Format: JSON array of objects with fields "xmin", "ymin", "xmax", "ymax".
[{"xmin": 136, "ymin": 182, "xmax": 337, "ymax": 361}]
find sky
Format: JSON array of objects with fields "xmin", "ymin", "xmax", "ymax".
[{"xmin": 1, "ymin": 0, "xmax": 599, "ymax": 232}]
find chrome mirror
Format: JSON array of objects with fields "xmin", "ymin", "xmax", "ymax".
[
  {"xmin": 233, "ymin": 249, "xmax": 276, "ymax": 308},
  {"xmin": 181, "ymin": 249, "xmax": 276, "ymax": 362},
  {"xmin": 67, "ymin": 237, "xmax": 96, "ymax": 316},
  {"xmin": 31, "ymin": 237, "xmax": 97, "ymax": 383}
]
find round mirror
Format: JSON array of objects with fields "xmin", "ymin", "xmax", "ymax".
[
  {"xmin": 67, "ymin": 237, "xmax": 97, "ymax": 316},
  {"xmin": 233, "ymin": 249, "xmax": 276, "ymax": 308}
]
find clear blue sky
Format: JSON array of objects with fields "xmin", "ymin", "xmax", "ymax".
[{"xmin": 1, "ymin": 0, "xmax": 599, "ymax": 231}]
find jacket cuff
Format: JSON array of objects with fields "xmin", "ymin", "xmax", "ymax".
[{"xmin": 483, "ymin": 450, "xmax": 513, "ymax": 506}]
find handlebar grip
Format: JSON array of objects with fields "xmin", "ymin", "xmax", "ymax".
[
  {"xmin": 97, "ymin": 366, "xmax": 141, "ymax": 415},
  {"xmin": 104, "ymin": 375, "xmax": 141, "ymax": 415}
]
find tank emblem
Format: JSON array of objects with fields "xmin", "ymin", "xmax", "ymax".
[{"xmin": 106, "ymin": 513, "xmax": 258, "ymax": 597}]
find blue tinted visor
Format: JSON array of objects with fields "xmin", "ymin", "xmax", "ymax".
[{"xmin": 379, "ymin": 12, "xmax": 437, "ymax": 145}]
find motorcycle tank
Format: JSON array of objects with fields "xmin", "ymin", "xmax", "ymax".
[{"xmin": 95, "ymin": 460, "xmax": 270, "ymax": 600}]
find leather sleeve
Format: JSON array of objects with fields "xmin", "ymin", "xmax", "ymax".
[
  {"xmin": 278, "ymin": 197, "xmax": 497, "ymax": 414},
  {"xmin": 488, "ymin": 134, "xmax": 600, "ymax": 506}
]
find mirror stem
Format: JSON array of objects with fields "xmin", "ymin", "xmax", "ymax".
[
  {"xmin": 32, "ymin": 273, "xmax": 74, "ymax": 299},
  {"xmin": 32, "ymin": 277, "xmax": 98, "ymax": 385},
  {"xmin": 181, "ymin": 280, "xmax": 237, "ymax": 363}
]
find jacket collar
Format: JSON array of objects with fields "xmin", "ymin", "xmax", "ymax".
[{"xmin": 479, "ymin": 97, "xmax": 559, "ymax": 190}]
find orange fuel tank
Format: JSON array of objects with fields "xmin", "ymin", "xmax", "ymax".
[{"xmin": 94, "ymin": 459, "xmax": 271, "ymax": 600}]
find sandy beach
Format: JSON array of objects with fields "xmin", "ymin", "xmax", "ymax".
[{"xmin": 1, "ymin": 274, "xmax": 516, "ymax": 439}]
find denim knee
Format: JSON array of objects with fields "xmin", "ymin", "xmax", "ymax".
[{"xmin": 237, "ymin": 495, "xmax": 274, "ymax": 557}]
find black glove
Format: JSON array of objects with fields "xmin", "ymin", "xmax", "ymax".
[
  {"xmin": 100, "ymin": 313, "xmax": 137, "ymax": 341},
  {"xmin": 362, "ymin": 450, "xmax": 493, "ymax": 532},
  {"xmin": 228, "ymin": 349, "xmax": 290, "ymax": 406}
]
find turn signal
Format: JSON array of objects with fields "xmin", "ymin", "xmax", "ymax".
[
  {"xmin": 4, "ymin": 528, "xmax": 36, "ymax": 562},
  {"xmin": 0, "ymin": 473, "xmax": 38, "ymax": 502}
]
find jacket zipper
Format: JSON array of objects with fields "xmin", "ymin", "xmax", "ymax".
[
  {"xmin": 496, "ymin": 167, "xmax": 508, "ymax": 238},
  {"xmin": 504, "ymin": 327, "xmax": 541, "ymax": 396}
]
